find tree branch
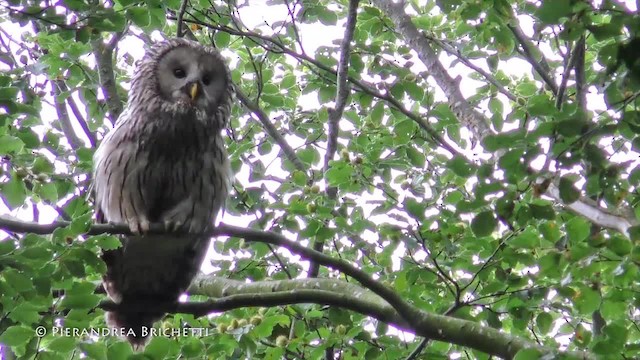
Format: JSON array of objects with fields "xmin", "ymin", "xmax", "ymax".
[
  {"xmin": 545, "ymin": 183, "xmax": 636, "ymax": 237},
  {"xmin": 57, "ymin": 81, "xmax": 97, "ymax": 147},
  {"xmin": 0, "ymin": 215, "xmax": 594, "ymax": 358},
  {"xmin": 235, "ymin": 88, "xmax": 307, "ymax": 172},
  {"xmin": 324, "ymin": 0, "xmax": 359, "ymax": 177},
  {"xmin": 370, "ymin": 0, "xmax": 491, "ymax": 142},
  {"xmin": 508, "ymin": 23, "xmax": 558, "ymax": 95},
  {"xmin": 311, "ymin": 0, "xmax": 360, "ymax": 279},
  {"xmin": 91, "ymin": 32, "xmax": 124, "ymax": 127},
  {"xmin": 370, "ymin": 1, "xmax": 637, "ymax": 241},
  {"xmin": 428, "ymin": 36, "xmax": 517, "ymax": 102},
  {"xmin": 176, "ymin": 0, "xmax": 189, "ymax": 38},
  {"xmin": 52, "ymin": 80, "xmax": 84, "ymax": 150}
]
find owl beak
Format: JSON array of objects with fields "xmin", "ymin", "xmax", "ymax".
[{"xmin": 188, "ymin": 83, "xmax": 199, "ymax": 101}]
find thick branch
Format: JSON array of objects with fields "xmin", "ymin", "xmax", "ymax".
[
  {"xmin": 0, "ymin": 215, "xmax": 593, "ymax": 358},
  {"xmin": 101, "ymin": 288, "xmax": 403, "ymax": 326},
  {"xmin": 545, "ymin": 183, "xmax": 636, "ymax": 237},
  {"xmin": 370, "ymin": 0, "xmax": 490, "ymax": 141}
]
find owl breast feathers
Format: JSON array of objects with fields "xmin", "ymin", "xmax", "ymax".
[{"xmin": 92, "ymin": 38, "xmax": 234, "ymax": 349}]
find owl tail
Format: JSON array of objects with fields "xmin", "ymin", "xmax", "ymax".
[{"xmin": 106, "ymin": 309, "xmax": 165, "ymax": 351}]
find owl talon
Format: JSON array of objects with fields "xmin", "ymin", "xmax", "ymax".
[
  {"xmin": 139, "ymin": 220, "xmax": 150, "ymax": 234},
  {"xmin": 125, "ymin": 218, "xmax": 150, "ymax": 235},
  {"xmin": 164, "ymin": 220, "xmax": 182, "ymax": 232}
]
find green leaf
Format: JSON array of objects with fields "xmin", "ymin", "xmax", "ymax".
[
  {"xmin": 529, "ymin": 203, "xmax": 555, "ymax": 220},
  {"xmin": 126, "ymin": 7, "xmax": 150, "ymax": 27},
  {"xmin": 2, "ymin": 173, "xmax": 26, "ymax": 208},
  {"xmin": 509, "ymin": 228, "xmax": 540, "ymax": 249},
  {"xmin": 0, "ymin": 325, "xmax": 33, "ymax": 346},
  {"xmin": 513, "ymin": 349, "xmax": 543, "ymax": 360},
  {"xmin": 8, "ymin": 303, "xmax": 42, "ymax": 325},
  {"xmin": 253, "ymin": 314, "xmax": 289, "ymax": 338},
  {"xmin": 78, "ymin": 342, "xmax": 107, "ymax": 360},
  {"xmin": 536, "ymin": 0, "xmax": 573, "ymax": 24},
  {"xmin": 447, "ymin": 155, "xmax": 475, "ymax": 177},
  {"xmin": 0, "ymin": 86, "xmax": 19, "ymax": 100},
  {"xmin": 536, "ymin": 312, "xmax": 553, "ymax": 334},
  {"xmin": 107, "ymin": 342, "xmax": 133, "ymax": 360},
  {"xmin": 574, "ymin": 287, "xmax": 600, "ymax": 314},
  {"xmin": 3, "ymin": 268, "xmax": 33, "ymax": 292},
  {"xmin": 60, "ymin": 293, "xmax": 101, "ymax": 309},
  {"xmin": 406, "ymin": 146, "xmax": 425, "ymax": 168},
  {"xmin": 404, "ymin": 198, "xmax": 425, "ymax": 221},
  {"xmin": 95, "ymin": 235, "xmax": 122, "ymax": 250},
  {"xmin": 565, "ymin": 217, "xmax": 590, "ymax": 243},
  {"xmin": 325, "ymin": 162, "xmax": 353, "ymax": 186},
  {"xmin": 0, "ymin": 135, "xmax": 24, "ymax": 154},
  {"xmin": 46, "ymin": 336, "xmax": 76, "ymax": 353},
  {"xmin": 558, "ymin": 176, "xmax": 580, "ymax": 204},
  {"xmin": 608, "ymin": 235, "xmax": 632, "ymax": 256},
  {"xmin": 471, "ymin": 211, "xmax": 496, "ymax": 237}
]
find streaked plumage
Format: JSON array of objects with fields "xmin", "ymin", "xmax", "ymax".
[{"xmin": 92, "ymin": 38, "xmax": 233, "ymax": 348}]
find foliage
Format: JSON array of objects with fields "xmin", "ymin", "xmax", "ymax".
[{"xmin": 0, "ymin": 0, "xmax": 640, "ymax": 359}]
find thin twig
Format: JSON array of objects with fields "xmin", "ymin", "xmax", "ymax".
[
  {"xmin": 91, "ymin": 32, "xmax": 124, "ymax": 126},
  {"xmin": 429, "ymin": 36, "xmax": 517, "ymax": 102},
  {"xmin": 52, "ymin": 80, "xmax": 84, "ymax": 150},
  {"xmin": 574, "ymin": 36, "xmax": 587, "ymax": 113},
  {"xmin": 57, "ymin": 81, "xmax": 97, "ymax": 147},
  {"xmin": 235, "ymin": 88, "xmax": 307, "ymax": 172},
  {"xmin": 324, "ymin": 0, "xmax": 359, "ymax": 184},
  {"xmin": 508, "ymin": 24, "xmax": 559, "ymax": 95},
  {"xmin": 176, "ymin": 0, "xmax": 189, "ymax": 38}
]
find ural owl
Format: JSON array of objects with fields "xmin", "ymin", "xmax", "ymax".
[{"xmin": 92, "ymin": 38, "xmax": 233, "ymax": 348}]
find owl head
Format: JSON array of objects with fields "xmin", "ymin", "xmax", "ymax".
[{"xmin": 129, "ymin": 38, "xmax": 234, "ymax": 128}]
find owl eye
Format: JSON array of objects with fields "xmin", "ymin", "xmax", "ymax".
[
  {"xmin": 202, "ymin": 74, "xmax": 211, "ymax": 86},
  {"xmin": 173, "ymin": 68, "xmax": 186, "ymax": 78}
]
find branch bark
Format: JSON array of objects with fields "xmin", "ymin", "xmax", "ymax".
[
  {"xmin": 52, "ymin": 80, "xmax": 84, "ymax": 150},
  {"xmin": 235, "ymin": 88, "xmax": 307, "ymax": 172},
  {"xmin": 91, "ymin": 33, "xmax": 124, "ymax": 127},
  {"xmin": 370, "ymin": 0, "xmax": 491, "ymax": 143},
  {"xmin": 311, "ymin": 0, "xmax": 360, "ymax": 279}
]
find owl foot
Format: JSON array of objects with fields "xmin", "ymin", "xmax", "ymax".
[
  {"xmin": 126, "ymin": 218, "xmax": 150, "ymax": 235},
  {"xmin": 163, "ymin": 220, "xmax": 184, "ymax": 233}
]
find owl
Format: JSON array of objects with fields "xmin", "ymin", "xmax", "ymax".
[{"xmin": 92, "ymin": 38, "xmax": 234, "ymax": 349}]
